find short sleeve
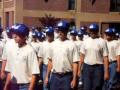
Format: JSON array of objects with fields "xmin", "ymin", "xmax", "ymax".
[
  {"xmin": 116, "ymin": 45, "xmax": 120, "ymax": 56},
  {"xmin": 2, "ymin": 44, "xmax": 7, "ymax": 61},
  {"xmin": 48, "ymin": 43, "xmax": 53, "ymax": 60},
  {"xmin": 102, "ymin": 41, "xmax": 109, "ymax": 57},
  {"xmin": 38, "ymin": 44, "xmax": 43, "ymax": 58},
  {"xmin": 73, "ymin": 44, "xmax": 79, "ymax": 62},
  {"xmin": 28, "ymin": 50, "xmax": 40, "ymax": 74},
  {"xmin": 80, "ymin": 41, "xmax": 86, "ymax": 55}
]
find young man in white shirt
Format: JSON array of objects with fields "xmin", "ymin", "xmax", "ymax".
[
  {"xmin": 4, "ymin": 24, "xmax": 40, "ymax": 90},
  {"xmin": 78, "ymin": 24, "xmax": 109, "ymax": 90},
  {"xmin": 44, "ymin": 20, "xmax": 79, "ymax": 90},
  {"xmin": 104, "ymin": 28, "xmax": 120, "ymax": 90},
  {"xmin": 80, "ymin": 26, "xmax": 89, "ymax": 41}
]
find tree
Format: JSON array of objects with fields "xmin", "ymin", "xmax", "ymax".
[{"xmin": 39, "ymin": 14, "xmax": 60, "ymax": 28}]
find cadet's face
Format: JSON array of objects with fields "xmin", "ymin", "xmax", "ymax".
[
  {"xmin": 46, "ymin": 35, "xmax": 54, "ymax": 42},
  {"xmin": 58, "ymin": 31, "xmax": 67, "ymax": 41},
  {"xmin": 14, "ymin": 34, "xmax": 25, "ymax": 44},
  {"xmin": 90, "ymin": 30, "xmax": 98, "ymax": 38},
  {"xmin": 71, "ymin": 35, "xmax": 76, "ymax": 41},
  {"xmin": 105, "ymin": 34, "xmax": 112, "ymax": 41}
]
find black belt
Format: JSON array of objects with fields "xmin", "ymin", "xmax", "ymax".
[
  {"xmin": 110, "ymin": 61, "xmax": 117, "ymax": 64},
  {"xmin": 84, "ymin": 63, "xmax": 103, "ymax": 67},
  {"xmin": 11, "ymin": 83, "xmax": 29, "ymax": 86},
  {"xmin": 52, "ymin": 72, "xmax": 72, "ymax": 77}
]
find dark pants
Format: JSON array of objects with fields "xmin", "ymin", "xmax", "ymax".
[
  {"xmin": 10, "ymin": 83, "xmax": 29, "ymax": 90},
  {"xmin": 108, "ymin": 62, "xmax": 118, "ymax": 90},
  {"xmin": 83, "ymin": 63, "xmax": 104, "ymax": 90},
  {"xmin": 50, "ymin": 72, "xmax": 73, "ymax": 90},
  {"xmin": 42, "ymin": 64, "xmax": 49, "ymax": 90}
]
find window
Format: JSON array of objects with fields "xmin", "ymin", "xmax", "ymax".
[
  {"xmin": 68, "ymin": 0, "xmax": 75, "ymax": 10},
  {"xmin": 110, "ymin": 0, "xmax": 120, "ymax": 12},
  {"xmin": 6, "ymin": 12, "xmax": 9, "ymax": 27},
  {"xmin": 44, "ymin": 0, "xmax": 48, "ymax": 3}
]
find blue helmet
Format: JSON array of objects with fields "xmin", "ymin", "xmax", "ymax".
[
  {"xmin": 56, "ymin": 20, "xmax": 69, "ymax": 32},
  {"xmin": 31, "ymin": 27, "xmax": 36, "ymax": 30},
  {"xmin": 115, "ymin": 32, "xmax": 120, "ymax": 38},
  {"xmin": 89, "ymin": 24, "xmax": 99, "ymax": 32},
  {"xmin": 6, "ymin": 27, "xmax": 10, "ymax": 33},
  {"xmin": 80, "ymin": 26, "xmax": 87, "ymax": 32},
  {"xmin": 105, "ymin": 28, "xmax": 115, "ymax": 35},
  {"xmin": 37, "ymin": 32, "xmax": 46, "ymax": 40},
  {"xmin": 6, "ymin": 27, "xmax": 13, "ymax": 38},
  {"xmin": 70, "ymin": 29, "xmax": 78, "ymax": 36},
  {"xmin": 32, "ymin": 31, "xmax": 38, "ymax": 38},
  {"xmin": 13, "ymin": 24, "xmax": 29, "ymax": 37},
  {"xmin": 78, "ymin": 30, "xmax": 84, "ymax": 37},
  {"xmin": 45, "ymin": 27, "xmax": 54, "ymax": 34}
]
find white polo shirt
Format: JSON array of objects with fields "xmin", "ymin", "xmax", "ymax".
[
  {"xmin": 2, "ymin": 39, "xmax": 16, "ymax": 61},
  {"xmin": 5, "ymin": 44, "xmax": 40, "ymax": 84},
  {"xmin": 74, "ymin": 40, "xmax": 83, "ymax": 56},
  {"xmin": 107, "ymin": 40, "xmax": 119, "ymax": 62},
  {"xmin": 49, "ymin": 39, "xmax": 79, "ymax": 73},
  {"xmin": 83, "ymin": 34, "xmax": 89, "ymax": 41},
  {"xmin": 80, "ymin": 37, "xmax": 108, "ymax": 65},
  {"xmin": 30, "ymin": 42, "xmax": 41, "ymax": 55},
  {"xmin": 38, "ymin": 41, "xmax": 53, "ymax": 65}
]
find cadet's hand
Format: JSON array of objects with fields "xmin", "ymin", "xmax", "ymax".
[
  {"xmin": 77, "ymin": 70, "xmax": 81, "ymax": 77},
  {"xmin": 44, "ymin": 77, "xmax": 49, "ymax": 86},
  {"xmin": 104, "ymin": 72, "xmax": 109, "ymax": 80},
  {"xmin": 0, "ymin": 71, "xmax": 6, "ymax": 80},
  {"xmin": 71, "ymin": 79, "xmax": 76, "ymax": 89}
]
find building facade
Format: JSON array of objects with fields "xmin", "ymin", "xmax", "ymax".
[{"xmin": 0, "ymin": 0, "xmax": 120, "ymax": 35}]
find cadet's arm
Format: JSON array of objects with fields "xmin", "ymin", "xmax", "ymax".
[
  {"xmin": 116, "ymin": 55, "xmax": 120, "ymax": 72},
  {"xmin": 78, "ymin": 53, "xmax": 84, "ymax": 77},
  {"xmin": 44, "ymin": 59, "xmax": 52, "ymax": 86},
  {"xmin": 103, "ymin": 56, "xmax": 109, "ymax": 80},
  {"xmin": 4, "ymin": 72, "xmax": 11, "ymax": 90},
  {"xmin": 29, "ymin": 75, "xmax": 37, "ymax": 90}
]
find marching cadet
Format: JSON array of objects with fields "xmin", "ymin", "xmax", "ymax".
[
  {"xmin": 80, "ymin": 26, "xmax": 89, "ymax": 40},
  {"xmin": 70, "ymin": 28, "xmax": 78, "ymax": 42},
  {"xmin": 77, "ymin": 30, "xmax": 84, "ymax": 89},
  {"xmin": 38, "ymin": 27, "xmax": 54, "ymax": 90},
  {"xmin": 0, "ymin": 25, "xmax": 17, "ymax": 89},
  {"xmin": 78, "ymin": 24, "xmax": 109, "ymax": 90},
  {"xmin": 104, "ymin": 28, "xmax": 120, "ymax": 90},
  {"xmin": 28, "ymin": 27, "xmax": 36, "ymax": 43},
  {"xmin": 29, "ymin": 31, "xmax": 40, "ymax": 54},
  {"xmin": 70, "ymin": 29, "xmax": 83, "ymax": 58},
  {"xmin": 3, "ymin": 24, "xmax": 40, "ymax": 90},
  {"xmin": 44, "ymin": 20, "xmax": 79, "ymax": 90}
]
